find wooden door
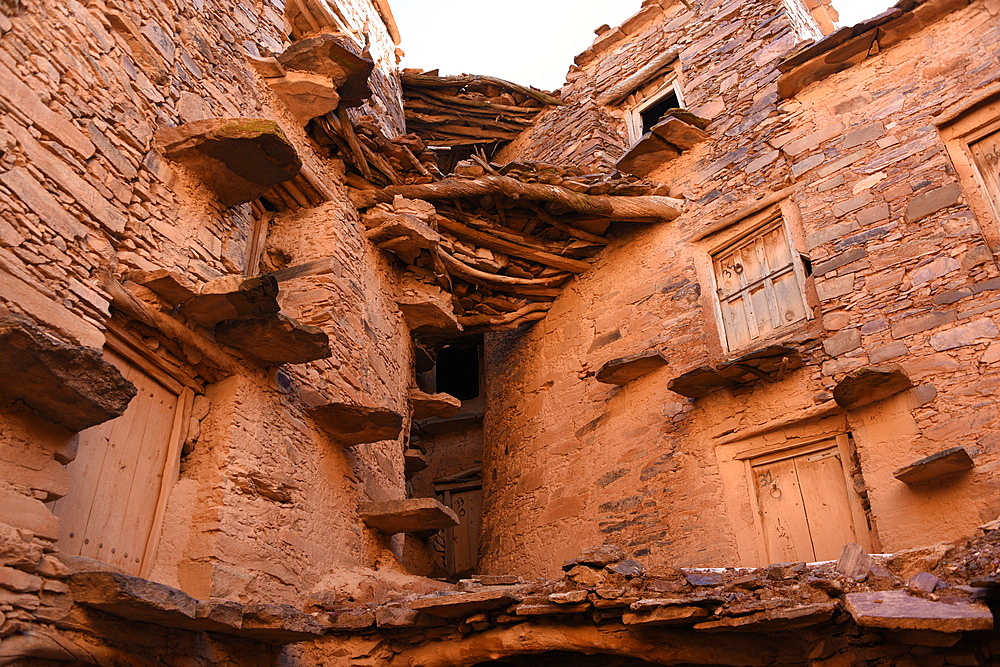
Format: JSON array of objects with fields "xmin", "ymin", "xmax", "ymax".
[
  {"xmin": 750, "ymin": 439, "xmax": 861, "ymax": 563},
  {"xmin": 971, "ymin": 128, "xmax": 1000, "ymax": 220},
  {"xmin": 52, "ymin": 348, "xmax": 189, "ymax": 576},
  {"xmin": 443, "ymin": 487, "xmax": 482, "ymax": 575}
]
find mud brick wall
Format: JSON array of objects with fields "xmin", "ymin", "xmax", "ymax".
[
  {"xmin": 481, "ymin": 0, "xmax": 1000, "ymax": 578},
  {"xmin": 0, "ymin": 0, "xmax": 417, "ymax": 631}
]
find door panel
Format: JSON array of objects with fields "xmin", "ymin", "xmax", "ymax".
[
  {"xmin": 752, "ymin": 457, "xmax": 814, "ymax": 563},
  {"xmin": 444, "ymin": 487, "xmax": 482, "ymax": 575},
  {"xmin": 794, "ymin": 448, "xmax": 857, "ymax": 560},
  {"xmin": 52, "ymin": 349, "xmax": 179, "ymax": 574}
]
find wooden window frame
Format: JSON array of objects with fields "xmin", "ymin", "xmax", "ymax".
[
  {"xmin": 625, "ymin": 77, "xmax": 685, "ymax": 145},
  {"xmin": 705, "ymin": 203, "xmax": 813, "ymax": 355},
  {"xmin": 939, "ymin": 91, "xmax": 1000, "ymax": 253}
]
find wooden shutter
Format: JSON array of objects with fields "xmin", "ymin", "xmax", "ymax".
[
  {"xmin": 52, "ymin": 347, "xmax": 192, "ymax": 576},
  {"xmin": 713, "ymin": 218, "xmax": 808, "ymax": 352}
]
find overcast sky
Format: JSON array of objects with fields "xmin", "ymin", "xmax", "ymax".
[{"xmin": 391, "ymin": 0, "xmax": 896, "ymax": 90}]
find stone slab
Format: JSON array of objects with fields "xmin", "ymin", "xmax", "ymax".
[
  {"xmin": 409, "ymin": 389, "xmax": 461, "ymax": 420},
  {"xmin": 651, "ymin": 116, "xmax": 711, "ymax": 150},
  {"xmin": 234, "ymin": 603, "xmax": 326, "ymax": 643},
  {"xmin": 623, "ymin": 605, "xmax": 711, "ymax": 626},
  {"xmin": 276, "ymin": 32, "xmax": 374, "ymax": 106},
  {"xmin": 155, "ymin": 118, "xmax": 302, "ymax": 206},
  {"xmin": 69, "ymin": 571, "xmax": 197, "ymax": 627},
  {"xmin": 216, "ymin": 313, "xmax": 331, "ymax": 364},
  {"xmin": 306, "ymin": 401, "xmax": 404, "ymax": 446},
  {"xmin": 359, "ymin": 498, "xmax": 459, "ymax": 534},
  {"xmin": 0, "ymin": 314, "xmax": 136, "ymax": 431},
  {"xmin": 694, "ymin": 602, "xmax": 836, "ymax": 632},
  {"xmin": 595, "ymin": 350, "xmax": 669, "ymax": 385},
  {"xmin": 179, "ymin": 275, "xmax": 280, "ymax": 328},
  {"xmin": 893, "ymin": 447, "xmax": 974, "ymax": 484},
  {"xmin": 833, "ymin": 365, "xmax": 913, "ymax": 409},
  {"xmin": 615, "ymin": 133, "xmax": 681, "ymax": 177},
  {"xmin": 844, "ymin": 590, "xmax": 992, "ymax": 632},
  {"xmin": 410, "ymin": 590, "xmax": 517, "ymax": 618},
  {"xmin": 668, "ymin": 366, "xmax": 737, "ymax": 399}
]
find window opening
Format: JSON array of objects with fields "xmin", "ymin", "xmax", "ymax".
[
  {"xmin": 639, "ymin": 89, "xmax": 681, "ymax": 135},
  {"xmin": 626, "ymin": 80, "xmax": 684, "ymax": 144},
  {"xmin": 436, "ymin": 344, "xmax": 480, "ymax": 400}
]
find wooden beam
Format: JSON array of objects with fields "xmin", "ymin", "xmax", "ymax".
[
  {"xmin": 439, "ymin": 250, "xmax": 572, "ymax": 287},
  {"xmin": 350, "ymin": 175, "xmax": 685, "ymax": 222},
  {"xmin": 401, "ymin": 73, "xmax": 564, "ymax": 107},
  {"xmin": 437, "ymin": 216, "xmax": 592, "ymax": 273}
]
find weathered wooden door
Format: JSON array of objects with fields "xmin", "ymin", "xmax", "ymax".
[
  {"xmin": 971, "ymin": 128, "xmax": 1000, "ymax": 219},
  {"xmin": 750, "ymin": 438, "xmax": 861, "ymax": 563},
  {"xmin": 443, "ymin": 487, "xmax": 482, "ymax": 575},
  {"xmin": 52, "ymin": 347, "xmax": 189, "ymax": 576}
]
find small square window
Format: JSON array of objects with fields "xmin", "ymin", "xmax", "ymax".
[
  {"xmin": 712, "ymin": 216, "xmax": 810, "ymax": 352},
  {"xmin": 626, "ymin": 80, "xmax": 684, "ymax": 144}
]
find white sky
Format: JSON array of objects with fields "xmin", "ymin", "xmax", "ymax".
[{"xmin": 391, "ymin": 0, "xmax": 897, "ymax": 91}]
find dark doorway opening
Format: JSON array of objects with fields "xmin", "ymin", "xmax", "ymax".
[{"xmin": 436, "ymin": 343, "xmax": 480, "ymax": 400}]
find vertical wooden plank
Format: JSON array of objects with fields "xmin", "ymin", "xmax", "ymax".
[
  {"xmin": 752, "ymin": 458, "xmax": 815, "ymax": 563},
  {"xmin": 793, "ymin": 446, "xmax": 859, "ymax": 561},
  {"xmin": 140, "ymin": 388, "xmax": 193, "ymax": 577}
]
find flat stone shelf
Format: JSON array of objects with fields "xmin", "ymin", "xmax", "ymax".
[
  {"xmin": 409, "ymin": 388, "xmax": 461, "ymax": 420},
  {"xmin": 275, "ymin": 32, "xmax": 374, "ymax": 107},
  {"xmin": 410, "ymin": 590, "xmax": 517, "ymax": 618},
  {"xmin": 894, "ymin": 447, "xmax": 975, "ymax": 485},
  {"xmin": 596, "ymin": 350, "xmax": 669, "ymax": 385},
  {"xmin": 616, "ymin": 111, "xmax": 710, "ymax": 177},
  {"xmin": 359, "ymin": 498, "xmax": 459, "ymax": 535},
  {"xmin": 155, "ymin": 118, "xmax": 302, "ymax": 207},
  {"xmin": 306, "ymin": 401, "xmax": 404, "ymax": 446},
  {"xmin": 0, "ymin": 314, "xmax": 136, "ymax": 431},
  {"xmin": 216, "ymin": 313, "xmax": 331, "ymax": 364},
  {"xmin": 833, "ymin": 365, "xmax": 913, "ymax": 410},
  {"xmin": 668, "ymin": 345, "xmax": 802, "ymax": 399},
  {"xmin": 68, "ymin": 571, "xmax": 325, "ymax": 642},
  {"xmin": 404, "ymin": 447, "xmax": 428, "ymax": 478},
  {"xmin": 177, "ymin": 274, "xmax": 280, "ymax": 329},
  {"xmin": 844, "ymin": 590, "xmax": 992, "ymax": 632}
]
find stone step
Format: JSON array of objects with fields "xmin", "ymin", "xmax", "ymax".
[
  {"xmin": 306, "ymin": 401, "xmax": 404, "ymax": 446},
  {"xmin": 215, "ymin": 313, "xmax": 331, "ymax": 364},
  {"xmin": 595, "ymin": 350, "xmax": 669, "ymax": 385},
  {"xmin": 894, "ymin": 447, "xmax": 975, "ymax": 485}
]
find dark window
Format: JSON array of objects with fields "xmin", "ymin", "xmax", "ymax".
[
  {"xmin": 436, "ymin": 344, "xmax": 480, "ymax": 400},
  {"xmin": 640, "ymin": 88, "xmax": 680, "ymax": 134}
]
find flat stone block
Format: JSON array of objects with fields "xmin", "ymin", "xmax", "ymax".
[
  {"xmin": 69, "ymin": 571, "xmax": 197, "ymax": 627},
  {"xmin": 236, "ymin": 603, "xmax": 326, "ymax": 644},
  {"xmin": 623, "ymin": 605, "xmax": 711, "ymax": 626},
  {"xmin": 266, "ymin": 71, "xmax": 340, "ymax": 126},
  {"xmin": 396, "ymin": 296, "xmax": 463, "ymax": 337},
  {"xmin": 833, "ymin": 365, "xmax": 913, "ymax": 409},
  {"xmin": 410, "ymin": 590, "xmax": 517, "ymax": 618},
  {"xmin": 667, "ymin": 366, "xmax": 736, "ymax": 399},
  {"xmin": 894, "ymin": 447, "xmax": 974, "ymax": 485},
  {"xmin": 306, "ymin": 402, "xmax": 404, "ymax": 446},
  {"xmin": 410, "ymin": 388, "xmax": 461, "ymax": 420},
  {"xmin": 128, "ymin": 269, "xmax": 197, "ymax": 306},
  {"xmin": 179, "ymin": 275, "xmax": 280, "ymax": 329},
  {"xmin": 595, "ymin": 350, "xmax": 669, "ymax": 385},
  {"xmin": 276, "ymin": 32, "xmax": 374, "ymax": 106},
  {"xmin": 155, "ymin": 118, "xmax": 302, "ymax": 206},
  {"xmin": 404, "ymin": 448, "xmax": 428, "ymax": 477},
  {"xmin": 359, "ymin": 498, "xmax": 459, "ymax": 534},
  {"xmin": 0, "ymin": 314, "xmax": 136, "ymax": 431},
  {"xmin": 615, "ymin": 134, "xmax": 680, "ymax": 177},
  {"xmin": 216, "ymin": 313, "xmax": 331, "ymax": 364},
  {"xmin": 844, "ymin": 590, "xmax": 992, "ymax": 632},
  {"xmin": 650, "ymin": 116, "xmax": 711, "ymax": 150},
  {"xmin": 694, "ymin": 602, "xmax": 835, "ymax": 632}
]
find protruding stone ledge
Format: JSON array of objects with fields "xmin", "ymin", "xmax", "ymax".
[
  {"xmin": 894, "ymin": 447, "xmax": 975, "ymax": 485},
  {"xmin": 216, "ymin": 313, "xmax": 331, "ymax": 364},
  {"xmin": 833, "ymin": 365, "xmax": 913, "ymax": 410},
  {"xmin": 616, "ymin": 111, "xmax": 710, "ymax": 177},
  {"xmin": 238, "ymin": 603, "xmax": 326, "ymax": 644},
  {"xmin": 275, "ymin": 32, "xmax": 375, "ymax": 107},
  {"xmin": 595, "ymin": 350, "xmax": 669, "ymax": 385},
  {"xmin": 155, "ymin": 118, "xmax": 302, "ymax": 206},
  {"xmin": 177, "ymin": 274, "xmax": 280, "ymax": 328},
  {"xmin": 359, "ymin": 498, "xmax": 459, "ymax": 535},
  {"xmin": 410, "ymin": 388, "xmax": 461, "ymax": 419},
  {"xmin": 410, "ymin": 590, "xmax": 517, "ymax": 618},
  {"xmin": 844, "ymin": 590, "xmax": 992, "ymax": 632},
  {"xmin": 404, "ymin": 448, "xmax": 428, "ymax": 478},
  {"xmin": 306, "ymin": 401, "xmax": 404, "ymax": 446},
  {"xmin": 668, "ymin": 345, "xmax": 802, "ymax": 399},
  {"xmin": 0, "ymin": 314, "xmax": 136, "ymax": 431}
]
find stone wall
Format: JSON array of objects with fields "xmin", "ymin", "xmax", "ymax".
[
  {"xmin": 482, "ymin": 0, "xmax": 1000, "ymax": 578},
  {"xmin": 0, "ymin": 0, "xmax": 422, "ymax": 652}
]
